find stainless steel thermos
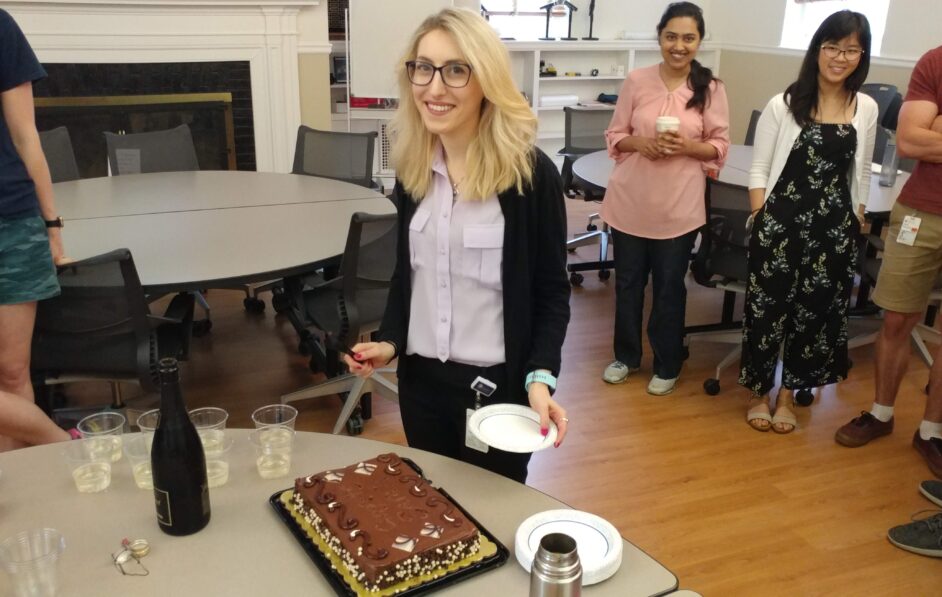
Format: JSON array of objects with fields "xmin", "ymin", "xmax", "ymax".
[{"xmin": 529, "ymin": 532, "xmax": 583, "ymax": 597}]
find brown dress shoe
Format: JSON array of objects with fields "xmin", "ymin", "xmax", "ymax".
[
  {"xmin": 913, "ymin": 431, "xmax": 942, "ymax": 479},
  {"xmin": 834, "ymin": 411, "xmax": 894, "ymax": 447}
]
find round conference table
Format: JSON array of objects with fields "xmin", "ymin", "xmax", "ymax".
[
  {"xmin": 572, "ymin": 145, "xmax": 910, "ymax": 214},
  {"xmin": 54, "ymin": 171, "xmax": 395, "ymax": 295},
  {"xmin": 0, "ymin": 431, "xmax": 678, "ymax": 596}
]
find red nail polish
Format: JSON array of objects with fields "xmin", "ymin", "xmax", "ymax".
[
  {"xmin": 554, "ymin": 442, "xmax": 560, "ymax": 448},
  {"xmin": 355, "ymin": 353, "xmax": 363, "ymax": 360},
  {"xmin": 541, "ymin": 427, "xmax": 548, "ymax": 437}
]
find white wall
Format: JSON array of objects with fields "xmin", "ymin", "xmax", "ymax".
[{"xmin": 711, "ymin": 0, "xmax": 936, "ymax": 61}]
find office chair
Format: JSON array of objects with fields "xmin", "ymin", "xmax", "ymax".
[
  {"xmin": 103, "ymin": 124, "xmax": 213, "ymax": 331},
  {"xmin": 863, "ymin": 83, "xmax": 901, "ymax": 167},
  {"xmin": 104, "ymin": 124, "xmax": 200, "ymax": 175},
  {"xmin": 871, "ymin": 91, "xmax": 916, "ymax": 173},
  {"xmin": 861, "ymin": 83, "xmax": 898, "ymax": 123},
  {"xmin": 685, "ymin": 178, "xmax": 750, "ymax": 397},
  {"xmin": 744, "ymin": 110, "xmax": 762, "ymax": 146},
  {"xmin": 559, "ymin": 106, "xmax": 612, "ymax": 195},
  {"xmin": 280, "ymin": 212, "xmax": 399, "ymax": 435},
  {"xmin": 39, "ymin": 126, "xmax": 81, "ymax": 183},
  {"xmin": 242, "ymin": 126, "xmax": 383, "ymax": 313},
  {"xmin": 31, "ymin": 249, "xmax": 194, "ymax": 425},
  {"xmin": 561, "ymin": 106, "xmax": 615, "ymax": 285},
  {"xmin": 292, "ymin": 125, "xmax": 380, "ymax": 190}
]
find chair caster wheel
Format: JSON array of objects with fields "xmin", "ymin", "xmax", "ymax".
[
  {"xmin": 795, "ymin": 389, "xmax": 814, "ymax": 407},
  {"xmin": 243, "ymin": 297, "xmax": 265, "ymax": 313},
  {"xmin": 346, "ymin": 414, "xmax": 364, "ymax": 436},
  {"xmin": 271, "ymin": 293, "xmax": 291, "ymax": 314},
  {"xmin": 598, "ymin": 269, "xmax": 611, "ymax": 281},
  {"xmin": 360, "ymin": 395, "xmax": 372, "ymax": 420},
  {"xmin": 569, "ymin": 272, "xmax": 584, "ymax": 286},
  {"xmin": 703, "ymin": 378, "xmax": 720, "ymax": 396},
  {"xmin": 192, "ymin": 319, "xmax": 213, "ymax": 337},
  {"xmin": 586, "ymin": 224, "xmax": 598, "ymax": 232}
]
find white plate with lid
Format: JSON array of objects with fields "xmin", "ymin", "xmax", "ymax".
[
  {"xmin": 467, "ymin": 404, "xmax": 556, "ymax": 453},
  {"xmin": 515, "ymin": 509, "xmax": 623, "ymax": 585}
]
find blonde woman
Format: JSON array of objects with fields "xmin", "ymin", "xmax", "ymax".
[{"xmin": 342, "ymin": 8, "xmax": 571, "ymax": 483}]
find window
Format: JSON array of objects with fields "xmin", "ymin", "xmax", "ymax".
[
  {"xmin": 780, "ymin": 0, "xmax": 890, "ymax": 56},
  {"xmin": 484, "ymin": 1, "xmax": 575, "ymax": 41}
]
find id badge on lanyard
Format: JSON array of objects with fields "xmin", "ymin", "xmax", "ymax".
[{"xmin": 465, "ymin": 376, "xmax": 496, "ymax": 453}]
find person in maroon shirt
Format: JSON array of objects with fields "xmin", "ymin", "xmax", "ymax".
[{"xmin": 834, "ymin": 46, "xmax": 942, "ymax": 479}]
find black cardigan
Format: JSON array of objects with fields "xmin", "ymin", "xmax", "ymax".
[{"xmin": 377, "ymin": 148, "xmax": 571, "ymax": 404}]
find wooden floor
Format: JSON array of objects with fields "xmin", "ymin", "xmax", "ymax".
[{"xmin": 67, "ymin": 200, "xmax": 942, "ymax": 595}]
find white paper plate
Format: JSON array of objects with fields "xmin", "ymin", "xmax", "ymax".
[
  {"xmin": 467, "ymin": 404, "xmax": 557, "ymax": 453},
  {"xmin": 515, "ymin": 509, "xmax": 623, "ymax": 585}
]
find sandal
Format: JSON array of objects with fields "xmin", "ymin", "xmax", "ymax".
[
  {"xmin": 746, "ymin": 398, "xmax": 772, "ymax": 432},
  {"xmin": 771, "ymin": 406, "xmax": 797, "ymax": 434}
]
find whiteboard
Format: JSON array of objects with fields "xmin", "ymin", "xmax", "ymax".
[{"xmin": 348, "ymin": 0, "xmax": 455, "ymax": 98}]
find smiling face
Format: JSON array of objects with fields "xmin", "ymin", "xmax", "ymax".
[
  {"xmin": 817, "ymin": 33, "xmax": 863, "ymax": 87},
  {"xmin": 658, "ymin": 16, "xmax": 701, "ymax": 74},
  {"xmin": 410, "ymin": 28, "xmax": 485, "ymax": 144}
]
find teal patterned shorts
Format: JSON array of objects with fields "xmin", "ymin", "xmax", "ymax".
[{"xmin": 0, "ymin": 215, "xmax": 60, "ymax": 305}]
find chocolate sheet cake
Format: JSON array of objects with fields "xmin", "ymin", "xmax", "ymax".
[{"xmin": 291, "ymin": 453, "xmax": 481, "ymax": 592}]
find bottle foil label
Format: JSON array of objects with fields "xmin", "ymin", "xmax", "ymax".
[{"xmin": 154, "ymin": 488, "xmax": 173, "ymax": 526}]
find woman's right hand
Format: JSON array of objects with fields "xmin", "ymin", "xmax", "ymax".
[
  {"xmin": 342, "ymin": 341, "xmax": 396, "ymax": 378},
  {"xmin": 635, "ymin": 137, "xmax": 664, "ymax": 161}
]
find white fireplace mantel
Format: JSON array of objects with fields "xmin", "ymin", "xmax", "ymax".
[{"xmin": 6, "ymin": 0, "xmax": 321, "ymax": 172}]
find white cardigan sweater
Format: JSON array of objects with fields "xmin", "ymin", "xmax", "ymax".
[{"xmin": 749, "ymin": 92, "xmax": 878, "ymax": 215}]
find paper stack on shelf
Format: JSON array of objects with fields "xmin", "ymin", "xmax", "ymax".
[{"xmin": 540, "ymin": 94, "xmax": 580, "ymax": 107}]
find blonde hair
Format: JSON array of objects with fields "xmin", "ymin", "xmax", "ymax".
[{"xmin": 390, "ymin": 8, "xmax": 537, "ymax": 201}]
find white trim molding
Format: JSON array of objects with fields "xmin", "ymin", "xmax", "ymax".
[
  {"xmin": 720, "ymin": 42, "xmax": 919, "ymax": 70},
  {"xmin": 8, "ymin": 0, "xmax": 318, "ymax": 172}
]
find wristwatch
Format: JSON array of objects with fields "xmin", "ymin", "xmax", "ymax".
[
  {"xmin": 44, "ymin": 216, "xmax": 64, "ymax": 228},
  {"xmin": 525, "ymin": 370, "xmax": 557, "ymax": 395}
]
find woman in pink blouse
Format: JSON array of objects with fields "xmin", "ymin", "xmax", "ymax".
[{"xmin": 601, "ymin": 1, "xmax": 729, "ymax": 395}]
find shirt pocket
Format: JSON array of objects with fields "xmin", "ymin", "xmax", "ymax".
[
  {"xmin": 461, "ymin": 224, "xmax": 504, "ymax": 290},
  {"xmin": 408, "ymin": 208, "xmax": 431, "ymax": 270}
]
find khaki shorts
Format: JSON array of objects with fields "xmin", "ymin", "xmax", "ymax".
[{"xmin": 873, "ymin": 202, "xmax": 942, "ymax": 314}]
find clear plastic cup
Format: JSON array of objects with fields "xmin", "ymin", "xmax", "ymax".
[
  {"xmin": 135, "ymin": 409, "xmax": 160, "ymax": 433},
  {"xmin": 0, "ymin": 528, "xmax": 65, "ymax": 597},
  {"xmin": 251, "ymin": 404, "xmax": 298, "ymax": 430},
  {"xmin": 189, "ymin": 407, "xmax": 228, "ymax": 431},
  {"xmin": 189, "ymin": 407, "xmax": 229, "ymax": 454},
  {"xmin": 205, "ymin": 436, "xmax": 235, "ymax": 488},
  {"xmin": 123, "ymin": 434, "xmax": 153, "ymax": 490},
  {"xmin": 62, "ymin": 439, "xmax": 112, "ymax": 493},
  {"xmin": 248, "ymin": 425, "xmax": 295, "ymax": 479},
  {"xmin": 76, "ymin": 412, "xmax": 125, "ymax": 463}
]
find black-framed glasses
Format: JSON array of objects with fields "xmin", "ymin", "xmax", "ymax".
[
  {"xmin": 405, "ymin": 60, "xmax": 473, "ymax": 88},
  {"xmin": 820, "ymin": 45, "xmax": 864, "ymax": 61}
]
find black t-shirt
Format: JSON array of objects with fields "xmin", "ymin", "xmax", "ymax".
[{"xmin": 0, "ymin": 9, "xmax": 45, "ymax": 217}]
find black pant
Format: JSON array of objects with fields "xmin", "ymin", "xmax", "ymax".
[
  {"xmin": 398, "ymin": 354, "xmax": 531, "ymax": 484},
  {"xmin": 612, "ymin": 228, "xmax": 697, "ymax": 379}
]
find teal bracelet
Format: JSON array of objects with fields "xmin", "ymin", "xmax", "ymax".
[{"xmin": 525, "ymin": 370, "xmax": 557, "ymax": 394}]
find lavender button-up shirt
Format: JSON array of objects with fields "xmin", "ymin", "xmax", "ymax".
[{"xmin": 406, "ymin": 146, "xmax": 505, "ymax": 367}]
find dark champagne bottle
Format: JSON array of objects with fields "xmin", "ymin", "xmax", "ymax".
[{"xmin": 151, "ymin": 358, "xmax": 211, "ymax": 535}]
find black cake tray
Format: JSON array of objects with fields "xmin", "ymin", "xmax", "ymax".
[{"xmin": 268, "ymin": 458, "xmax": 509, "ymax": 596}]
